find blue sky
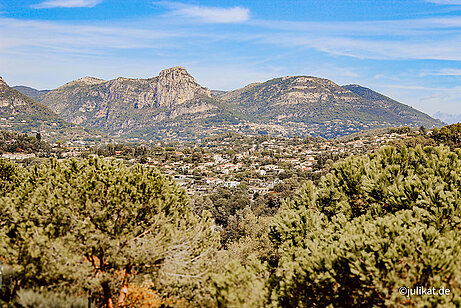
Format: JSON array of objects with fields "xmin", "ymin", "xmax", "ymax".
[{"xmin": 1, "ymin": 0, "xmax": 461, "ymax": 116}]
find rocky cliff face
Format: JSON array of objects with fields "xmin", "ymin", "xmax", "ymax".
[
  {"xmin": 154, "ymin": 67, "xmax": 211, "ymax": 107},
  {"xmin": 43, "ymin": 67, "xmax": 211, "ymax": 113}
]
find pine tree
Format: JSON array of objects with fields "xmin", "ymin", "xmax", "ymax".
[
  {"xmin": 213, "ymin": 145, "xmax": 461, "ymax": 307},
  {"xmin": 0, "ymin": 157, "xmax": 218, "ymax": 307}
]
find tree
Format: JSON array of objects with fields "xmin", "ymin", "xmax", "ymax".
[
  {"xmin": 213, "ymin": 145, "xmax": 461, "ymax": 307},
  {"xmin": 0, "ymin": 158, "xmax": 218, "ymax": 307}
]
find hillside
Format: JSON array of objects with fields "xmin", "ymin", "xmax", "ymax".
[
  {"xmin": 343, "ymin": 84, "xmax": 443, "ymax": 127},
  {"xmin": 13, "ymin": 86, "xmax": 50, "ymax": 101},
  {"xmin": 0, "ymin": 76, "xmax": 68, "ymax": 134},
  {"xmin": 0, "ymin": 77, "xmax": 108, "ymax": 143},
  {"xmin": 218, "ymin": 76, "xmax": 443, "ymax": 138}
]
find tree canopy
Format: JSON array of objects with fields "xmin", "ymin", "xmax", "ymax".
[
  {"xmin": 213, "ymin": 145, "xmax": 461, "ymax": 307},
  {"xmin": 0, "ymin": 157, "xmax": 217, "ymax": 307}
]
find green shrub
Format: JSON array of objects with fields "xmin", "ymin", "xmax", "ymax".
[
  {"xmin": 214, "ymin": 145, "xmax": 461, "ymax": 307},
  {"xmin": 16, "ymin": 289, "xmax": 87, "ymax": 308},
  {"xmin": 0, "ymin": 158, "xmax": 218, "ymax": 307}
]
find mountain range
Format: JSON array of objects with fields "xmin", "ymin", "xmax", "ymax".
[
  {"xmin": 0, "ymin": 76, "xmax": 67, "ymax": 133},
  {"xmin": 5, "ymin": 67, "xmax": 444, "ymax": 141}
]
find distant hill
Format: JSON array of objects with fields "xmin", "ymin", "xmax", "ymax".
[
  {"xmin": 211, "ymin": 89, "xmax": 228, "ymax": 97},
  {"xmin": 14, "ymin": 67, "xmax": 443, "ymax": 141},
  {"xmin": 433, "ymin": 112, "xmax": 461, "ymax": 125},
  {"xmin": 0, "ymin": 76, "xmax": 67, "ymax": 134},
  {"xmin": 343, "ymin": 84, "xmax": 443, "ymax": 127},
  {"xmin": 13, "ymin": 85, "xmax": 50, "ymax": 101},
  {"xmin": 0, "ymin": 77, "xmax": 107, "ymax": 142},
  {"xmin": 218, "ymin": 77, "xmax": 443, "ymax": 138}
]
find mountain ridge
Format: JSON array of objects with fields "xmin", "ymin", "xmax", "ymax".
[
  {"xmin": 32, "ymin": 67, "xmax": 236, "ymax": 140},
  {"xmin": 11, "ymin": 68, "xmax": 444, "ymax": 141},
  {"xmin": 217, "ymin": 75, "xmax": 442, "ymax": 138}
]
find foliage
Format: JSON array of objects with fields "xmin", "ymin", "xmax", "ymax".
[
  {"xmin": 15, "ymin": 289, "xmax": 87, "ymax": 308},
  {"xmin": 0, "ymin": 158, "xmax": 218, "ymax": 307},
  {"xmin": 211, "ymin": 257, "xmax": 269, "ymax": 308},
  {"xmin": 0, "ymin": 158, "xmax": 20, "ymax": 195},
  {"xmin": 431, "ymin": 123, "xmax": 461, "ymax": 149},
  {"xmin": 213, "ymin": 145, "xmax": 461, "ymax": 307},
  {"xmin": 124, "ymin": 283, "xmax": 183, "ymax": 308},
  {"xmin": 0, "ymin": 130, "xmax": 51, "ymax": 154}
]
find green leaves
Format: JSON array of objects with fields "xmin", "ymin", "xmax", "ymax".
[
  {"xmin": 0, "ymin": 157, "xmax": 218, "ymax": 305},
  {"xmin": 213, "ymin": 144, "xmax": 461, "ymax": 307}
]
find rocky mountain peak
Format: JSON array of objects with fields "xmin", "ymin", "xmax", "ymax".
[
  {"xmin": 60, "ymin": 76, "xmax": 106, "ymax": 89},
  {"xmin": 77, "ymin": 76, "xmax": 106, "ymax": 85},
  {"xmin": 289, "ymin": 75, "xmax": 339, "ymax": 88},
  {"xmin": 344, "ymin": 84, "xmax": 361, "ymax": 88},
  {"xmin": 0, "ymin": 76, "xmax": 7, "ymax": 87},
  {"xmin": 159, "ymin": 66, "xmax": 190, "ymax": 78},
  {"xmin": 154, "ymin": 67, "xmax": 211, "ymax": 106}
]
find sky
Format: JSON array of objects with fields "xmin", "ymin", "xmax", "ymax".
[{"xmin": 1, "ymin": 0, "xmax": 461, "ymax": 116}]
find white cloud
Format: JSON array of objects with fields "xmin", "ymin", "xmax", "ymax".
[
  {"xmin": 32, "ymin": 0, "xmax": 102, "ymax": 9},
  {"xmin": 0, "ymin": 17, "xmax": 181, "ymax": 57},
  {"xmin": 425, "ymin": 0, "xmax": 461, "ymax": 4},
  {"xmin": 157, "ymin": 2, "xmax": 250, "ymax": 23},
  {"xmin": 251, "ymin": 16, "xmax": 461, "ymax": 61},
  {"xmin": 419, "ymin": 68, "xmax": 461, "ymax": 76}
]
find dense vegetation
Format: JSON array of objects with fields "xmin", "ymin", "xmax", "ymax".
[
  {"xmin": 0, "ymin": 131, "xmax": 50, "ymax": 154},
  {"xmin": 1, "ymin": 124, "xmax": 461, "ymax": 307},
  {"xmin": 212, "ymin": 144, "xmax": 461, "ymax": 307},
  {"xmin": 0, "ymin": 158, "xmax": 217, "ymax": 307}
]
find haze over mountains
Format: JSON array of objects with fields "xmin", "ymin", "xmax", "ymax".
[
  {"xmin": 433, "ymin": 112, "xmax": 461, "ymax": 125},
  {"xmin": 6, "ymin": 67, "xmax": 444, "ymax": 141}
]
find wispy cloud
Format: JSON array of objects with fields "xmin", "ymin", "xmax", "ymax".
[
  {"xmin": 419, "ymin": 68, "xmax": 461, "ymax": 76},
  {"xmin": 156, "ymin": 2, "xmax": 250, "ymax": 23},
  {"xmin": 425, "ymin": 0, "xmax": 461, "ymax": 4},
  {"xmin": 251, "ymin": 16, "xmax": 461, "ymax": 61},
  {"xmin": 32, "ymin": 0, "xmax": 103, "ymax": 9},
  {"xmin": 0, "ymin": 17, "xmax": 180, "ymax": 55}
]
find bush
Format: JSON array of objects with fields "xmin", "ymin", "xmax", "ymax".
[
  {"xmin": 16, "ymin": 289, "xmax": 87, "ymax": 308},
  {"xmin": 0, "ymin": 158, "xmax": 218, "ymax": 307},
  {"xmin": 213, "ymin": 145, "xmax": 461, "ymax": 307}
]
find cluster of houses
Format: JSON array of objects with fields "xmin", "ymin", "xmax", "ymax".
[
  {"xmin": 1, "ymin": 130, "xmax": 413, "ymax": 196},
  {"xmin": 136, "ymin": 131, "xmax": 412, "ymax": 196}
]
